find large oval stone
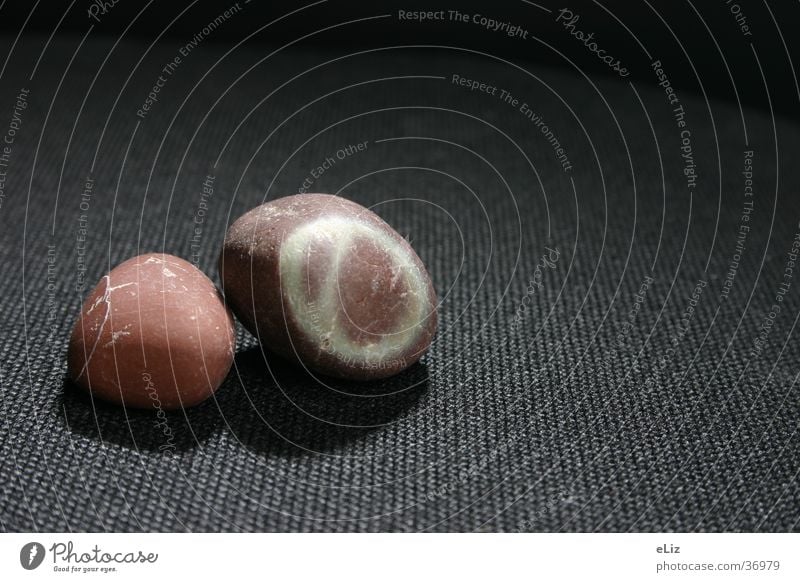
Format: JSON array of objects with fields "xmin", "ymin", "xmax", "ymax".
[{"xmin": 220, "ymin": 194, "xmax": 438, "ymax": 380}]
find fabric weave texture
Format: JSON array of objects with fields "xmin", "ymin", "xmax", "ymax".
[{"xmin": 0, "ymin": 37, "xmax": 798, "ymax": 532}]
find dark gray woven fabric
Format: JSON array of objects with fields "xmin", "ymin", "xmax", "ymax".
[{"xmin": 1, "ymin": 32, "xmax": 798, "ymax": 532}]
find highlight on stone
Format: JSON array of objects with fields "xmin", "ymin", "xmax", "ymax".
[
  {"xmin": 67, "ymin": 253, "xmax": 236, "ymax": 409},
  {"xmin": 220, "ymin": 193, "xmax": 438, "ymax": 380}
]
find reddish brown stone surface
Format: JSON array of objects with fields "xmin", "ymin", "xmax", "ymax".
[
  {"xmin": 220, "ymin": 194, "xmax": 437, "ymax": 380},
  {"xmin": 67, "ymin": 253, "xmax": 236, "ymax": 409}
]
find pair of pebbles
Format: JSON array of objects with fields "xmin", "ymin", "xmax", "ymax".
[{"xmin": 68, "ymin": 194, "xmax": 438, "ymax": 409}]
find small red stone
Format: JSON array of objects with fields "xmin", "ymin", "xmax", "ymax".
[{"xmin": 67, "ymin": 253, "xmax": 236, "ymax": 409}]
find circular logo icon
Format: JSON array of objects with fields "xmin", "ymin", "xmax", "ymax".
[{"xmin": 20, "ymin": 542, "xmax": 45, "ymax": 570}]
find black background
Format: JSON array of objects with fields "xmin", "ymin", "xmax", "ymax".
[{"xmin": 3, "ymin": 0, "xmax": 799, "ymax": 117}]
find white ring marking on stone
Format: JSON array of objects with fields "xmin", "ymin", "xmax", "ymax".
[{"xmin": 279, "ymin": 216, "xmax": 430, "ymax": 366}]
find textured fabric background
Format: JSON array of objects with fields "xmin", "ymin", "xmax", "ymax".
[{"xmin": 0, "ymin": 32, "xmax": 798, "ymax": 532}]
